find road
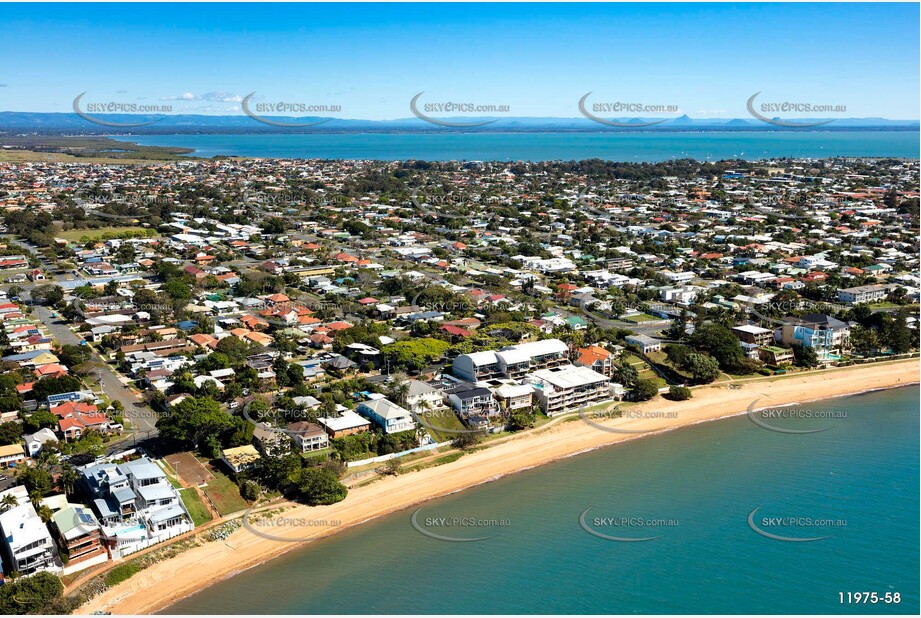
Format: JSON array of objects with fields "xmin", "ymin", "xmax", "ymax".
[{"xmin": 26, "ymin": 293, "xmax": 159, "ymax": 437}]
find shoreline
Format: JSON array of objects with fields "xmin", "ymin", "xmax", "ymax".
[{"xmin": 77, "ymin": 360, "xmax": 920, "ymax": 615}]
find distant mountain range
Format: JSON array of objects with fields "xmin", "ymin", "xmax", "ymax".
[{"xmin": 0, "ymin": 111, "xmax": 917, "ymax": 134}]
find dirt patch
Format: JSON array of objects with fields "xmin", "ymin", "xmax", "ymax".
[{"xmin": 165, "ymin": 452, "xmax": 214, "ymax": 486}]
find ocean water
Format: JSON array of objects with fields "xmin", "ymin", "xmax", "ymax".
[
  {"xmin": 117, "ymin": 131, "xmax": 920, "ymax": 162},
  {"xmin": 168, "ymin": 387, "xmax": 919, "ymax": 614}
]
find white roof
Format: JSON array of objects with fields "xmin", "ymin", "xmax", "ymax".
[
  {"xmin": 504, "ymin": 338, "xmax": 568, "ymax": 357},
  {"xmin": 360, "ymin": 398, "xmax": 412, "ymax": 420},
  {"xmin": 318, "ymin": 409, "xmax": 370, "ymax": 432},
  {"xmin": 496, "ymin": 348, "xmax": 531, "ymax": 364},
  {"xmin": 464, "ymin": 351, "xmax": 498, "ymax": 366},
  {"xmin": 0, "ymin": 503, "xmax": 53, "ymax": 551},
  {"xmin": 495, "ymin": 384, "xmax": 534, "ymax": 398},
  {"xmin": 732, "ymin": 324, "xmax": 772, "ymax": 335},
  {"xmin": 529, "ymin": 365, "xmax": 609, "ymax": 390}
]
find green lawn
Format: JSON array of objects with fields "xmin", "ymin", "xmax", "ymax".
[
  {"xmin": 418, "ymin": 408, "xmax": 468, "ymax": 442},
  {"xmin": 56, "ymin": 226, "xmax": 149, "ymax": 243},
  {"xmin": 622, "ymin": 313, "xmax": 663, "ymax": 323},
  {"xmin": 179, "ymin": 488, "xmax": 213, "ymax": 527},
  {"xmin": 104, "ymin": 562, "xmax": 142, "ymax": 587},
  {"xmin": 201, "ymin": 468, "xmax": 249, "ymax": 516}
]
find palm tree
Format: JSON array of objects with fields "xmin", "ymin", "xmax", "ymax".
[
  {"xmin": 59, "ymin": 463, "xmax": 79, "ymax": 496},
  {"xmin": 0, "ymin": 493, "xmax": 18, "ymax": 513},
  {"xmin": 35, "ymin": 450, "xmax": 59, "ymax": 471}
]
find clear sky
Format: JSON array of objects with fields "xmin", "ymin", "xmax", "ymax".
[{"xmin": 1, "ymin": 2, "xmax": 918, "ymax": 119}]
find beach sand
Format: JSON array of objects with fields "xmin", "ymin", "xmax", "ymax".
[{"xmin": 77, "ymin": 360, "xmax": 919, "ymax": 615}]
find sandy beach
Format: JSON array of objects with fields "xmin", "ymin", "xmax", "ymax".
[{"xmin": 77, "ymin": 360, "xmax": 919, "ymax": 615}]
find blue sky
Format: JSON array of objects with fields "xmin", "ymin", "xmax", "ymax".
[{"xmin": 1, "ymin": 3, "xmax": 918, "ymax": 119}]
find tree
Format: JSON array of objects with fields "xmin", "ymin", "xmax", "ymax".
[
  {"xmin": 0, "ymin": 571, "xmax": 68, "ymax": 615},
  {"xmin": 296, "ymin": 467, "xmax": 348, "ymax": 505},
  {"xmin": 0, "ymin": 421, "xmax": 23, "ymax": 445},
  {"xmin": 0, "ymin": 493, "xmax": 18, "ymax": 513},
  {"xmin": 17, "ymin": 467, "xmax": 54, "ymax": 497},
  {"xmin": 792, "ymin": 344, "xmax": 819, "ymax": 368},
  {"xmin": 382, "ymin": 339, "xmax": 451, "ymax": 371},
  {"xmin": 31, "ymin": 375, "xmax": 83, "ymax": 402},
  {"xmin": 506, "ymin": 407, "xmax": 536, "ymax": 431},
  {"xmin": 453, "ymin": 430, "xmax": 485, "ymax": 450},
  {"xmin": 163, "ymin": 279, "xmax": 192, "ymax": 302},
  {"xmin": 57, "ymin": 344, "xmax": 90, "ymax": 368},
  {"xmin": 632, "ymin": 378, "xmax": 659, "ymax": 402},
  {"xmin": 683, "ymin": 353, "xmax": 721, "ymax": 384},
  {"xmin": 849, "ymin": 325, "xmax": 880, "ymax": 356},
  {"xmin": 59, "ymin": 463, "xmax": 80, "ymax": 495},
  {"xmin": 612, "ymin": 360, "xmax": 639, "ymax": 388},
  {"xmin": 882, "ymin": 311, "xmax": 913, "ymax": 354},
  {"xmin": 22, "ymin": 409, "xmax": 58, "ymax": 434},
  {"xmin": 668, "ymin": 385, "xmax": 693, "ymax": 401},
  {"xmin": 32, "ymin": 285, "xmax": 64, "ymax": 306},
  {"xmin": 156, "ymin": 396, "xmax": 232, "ymax": 453},
  {"xmin": 688, "ymin": 323, "xmax": 745, "ymax": 371}
]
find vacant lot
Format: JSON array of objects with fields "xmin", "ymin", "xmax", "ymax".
[
  {"xmin": 201, "ymin": 464, "xmax": 249, "ymax": 516},
  {"xmin": 178, "ymin": 488, "xmax": 213, "ymax": 527},
  {"xmin": 418, "ymin": 408, "xmax": 468, "ymax": 442},
  {"xmin": 55, "ymin": 226, "xmax": 149, "ymax": 243},
  {"xmin": 165, "ymin": 452, "xmax": 214, "ymax": 487}
]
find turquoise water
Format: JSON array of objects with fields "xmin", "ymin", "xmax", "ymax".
[
  {"xmin": 168, "ymin": 387, "xmax": 919, "ymax": 614},
  {"xmin": 117, "ymin": 131, "xmax": 919, "ymax": 162}
]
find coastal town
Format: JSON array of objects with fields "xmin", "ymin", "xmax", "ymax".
[{"xmin": 0, "ymin": 154, "xmax": 917, "ymax": 611}]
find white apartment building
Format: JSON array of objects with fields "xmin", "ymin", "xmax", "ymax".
[{"xmin": 525, "ymin": 365, "xmax": 612, "ymax": 416}]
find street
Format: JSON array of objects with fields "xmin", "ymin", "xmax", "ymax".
[{"xmin": 26, "ymin": 293, "xmax": 159, "ymax": 437}]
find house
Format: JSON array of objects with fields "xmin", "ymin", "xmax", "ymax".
[
  {"xmin": 0, "ymin": 443, "xmax": 26, "ymax": 468},
  {"xmin": 59, "ymin": 413, "xmax": 112, "ymax": 441},
  {"xmin": 404, "ymin": 380, "xmax": 445, "ymax": 413},
  {"xmin": 779, "ymin": 314, "xmax": 851, "ymax": 360},
  {"xmin": 0, "ymin": 497, "xmax": 63, "ymax": 575},
  {"xmin": 446, "ymin": 383, "xmax": 501, "ymax": 424},
  {"xmin": 357, "ymin": 399, "xmax": 416, "ymax": 434},
  {"xmin": 837, "ymin": 284, "xmax": 891, "ymax": 305},
  {"xmin": 317, "ymin": 409, "xmax": 371, "ymax": 438},
  {"xmin": 494, "ymin": 383, "xmax": 534, "ymax": 412},
  {"xmin": 731, "ymin": 324, "xmax": 774, "ymax": 346},
  {"xmin": 221, "ymin": 445, "xmax": 261, "ymax": 473},
  {"xmin": 625, "ymin": 334, "xmax": 662, "ymax": 354},
  {"xmin": 525, "ymin": 365, "xmax": 612, "ymax": 416},
  {"xmin": 286, "ymin": 422, "xmax": 330, "ymax": 451},
  {"xmin": 759, "ymin": 345, "xmax": 795, "ymax": 365},
  {"xmin": 80, "ymin": 457, "xmax": 193, "ymax": 556},
  {"xmin": 51, "ymin": 505, "xmax": 108, "ymax": 572},
  {"xmin": 574, "ymin": 345, "xmax": 615, "ymax": 378},
  {"xmin": 253, "ymin": 425, "xmax": 287, "ymax": 456},
  {"xmin": 24, "ymin": 427, "xmax": 59, "ymax": 457}
]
